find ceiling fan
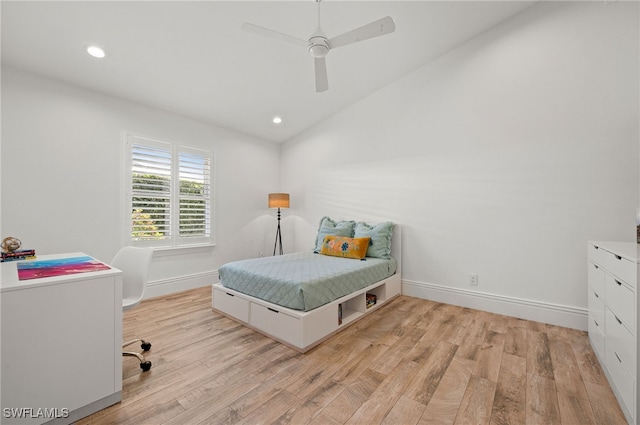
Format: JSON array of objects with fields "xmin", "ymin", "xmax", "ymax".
[{"xmin": 241, "ymin": 0, "xmax": 395, "ymax": 93}]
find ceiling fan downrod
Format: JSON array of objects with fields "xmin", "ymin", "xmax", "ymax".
[{"xmin": 309, "ymin": 0, "xmax": 329, "ymax": 58}]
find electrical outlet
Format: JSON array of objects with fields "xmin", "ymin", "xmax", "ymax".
[{"xmin": 469, "ymin": 274, "xmax": 478, "ymax": 286}]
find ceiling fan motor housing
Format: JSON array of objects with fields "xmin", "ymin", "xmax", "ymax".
[{"xmin": 308, "ymin": 35, "xmax": 329, "ymax": 58}]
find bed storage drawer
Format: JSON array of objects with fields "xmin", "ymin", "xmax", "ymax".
[
  {"xmin": 213, "ymin": 287, "xmax": 250, "ymax": 323},
  {"xmin": 250, "ymin": 303, "xmax": 302, "ymax": 347}
]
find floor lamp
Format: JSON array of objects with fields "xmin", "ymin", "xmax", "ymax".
[{"xmin": 268, "ymin": 193, "xmax": 289, "ymax": 255}]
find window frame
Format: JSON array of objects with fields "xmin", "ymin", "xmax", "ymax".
[{"xmin": 123, "ymin": 132, "xmax": 215, "ymax": 250}]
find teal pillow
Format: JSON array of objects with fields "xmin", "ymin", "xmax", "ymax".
[
  {"xmin": 313, "ymin": 217, "xmax": 355, "ymax": 253},
  {"xmin": 354, "ymin": 221, "xmax": 394, "ymax": 259}
]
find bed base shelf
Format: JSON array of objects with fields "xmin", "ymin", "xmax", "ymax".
[{"xmin": 212, "ymin": 274, "xmax": 401, "ymax": 353}]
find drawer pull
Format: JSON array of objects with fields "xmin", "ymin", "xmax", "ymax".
[
  {"xmin": 594, "ymin": 291, "xmax": 599, "ymax": 298},
  {"xmin": 593, "ymin": 319, "xmax": 599, "ymax": 327},
  {"xmin": 615, "ymin": 315, "xmax": 622, "ymax": 325},
  {"xmin": 267, "ymin": 307, "xmax": 279, "ymax": 313},
  {"xmin": 615, "ymin": 352, "xmax": 622, "ymax": 363},
  {"xmin": 614, "ymin": 254, "xmax": 622, "ymax": 260},
  {"xmin": 226, "ymin": 292, "xmax": 235, "ymax": 297},
  {"xmin": 615, "ymin": 279, "xmax": 622, "ymax": 286},
  {"xmin": 594, "ymin": 264, "xmax": 599, "ymax": 269}
]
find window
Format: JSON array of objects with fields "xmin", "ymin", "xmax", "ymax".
[{"xmin": 124, "ymin": 134, "xmax": 213, "ymax": 248}]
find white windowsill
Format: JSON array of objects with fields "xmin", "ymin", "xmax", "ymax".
[{"xmin": 151, "ymin": 244, "xmax": 216, "ymax": 257}]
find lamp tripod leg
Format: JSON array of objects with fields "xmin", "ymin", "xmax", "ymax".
[{"xmin": 273, "ymin": 208, "xmax": 283, "ymax": 255}]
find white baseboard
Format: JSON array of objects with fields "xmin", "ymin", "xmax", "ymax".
[
  {"xmin": 402, "ymin": 279, "xmax": 588, "ymax": 331},
  {"xmin": 144, "ymin": 271, "xmax": 219, "ymax": 299}
]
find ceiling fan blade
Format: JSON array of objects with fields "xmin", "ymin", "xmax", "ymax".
[
  {"xmin": 314, "ymin": 57, "xmax": 328, "ymax": 93},
  {"xmin": 327, "ymin": 16, "xmax": 395, "ymax": 50},
  {"xmin": 241, "ymin": 23, "xmax": 309, "ymax": 48}
]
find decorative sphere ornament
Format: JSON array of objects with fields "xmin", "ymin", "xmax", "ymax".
[{"xmin": 1, "ymin": 237, "xmax": 22, "ymax": 253}]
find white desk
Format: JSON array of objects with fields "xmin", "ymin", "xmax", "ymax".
[{"xmin": 1, "ymin": 253, "xmax": 122, "ymax": 425}]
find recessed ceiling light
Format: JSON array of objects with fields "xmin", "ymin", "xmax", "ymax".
[
  {"xmin": 86, "ymin": 45, "xmax": 106, "ymax": 59},
  {"xmin": 272, "ymin": 116, "xmax": 283, "ymax": 125}
]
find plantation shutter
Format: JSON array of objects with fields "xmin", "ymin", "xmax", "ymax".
[
  {"xmin": 178, "ymin": 148, "xmax": 211, "ymax": 239},
  {"xmin": 131, "ymin": 142, "xmax": 172, "ymax": 241}
]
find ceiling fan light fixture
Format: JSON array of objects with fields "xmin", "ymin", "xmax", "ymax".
[
  {"xmin": 85, "ymin": 45, "xmax": 106, "ymax": 59},
  {"xmin": 309, "ymin": 44, "xmax": 329, "ymax": 58},
  {"xmin": 272, "ymin": 116, "xmax": 283, "ymax": 124}
]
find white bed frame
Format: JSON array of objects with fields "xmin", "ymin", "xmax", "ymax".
[{"xmin": 211, "ymin": 226, "xmax": 402, "ymax": 353}]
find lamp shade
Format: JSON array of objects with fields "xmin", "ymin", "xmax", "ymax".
[{"xmin": 268, "ymin": 193, "xmax": 290, "ymax": 209}]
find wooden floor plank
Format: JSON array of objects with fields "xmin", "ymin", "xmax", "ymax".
[
  {"xmin": 335, "ymin": 341, "xmax": 393, "ymax": 378},
  {"xmin": 381, "ymin": 395, "xmax": 426, "ymax": 425},
  {"xmin": 233, "ymin": 390, "xmax": 300, "ymax": 425},
  {"xmin": 369, "ymin": 327, "xmax": 426, "ymax": 375},
  {"xmin": 473, "ymin": 331, "xmax": 505, "ymax": 382},
  {"xmin": 504, "ymin": 326, "xmax": 527, "ymax": 358},
  {"xmin": 75, "ymin": 288, "xmax": 625, "ymax": 425},
  {"xmin": 526, "ymin": 329, "xmax": 554, "ymax": 379},
  {"xmin": 556, "ymin": 392, "xmax": 598, "ymax": 425},
  {"xmin": 453, "ymin": 375, "xmax": 497, "ymax": 425},
  {"xmin": 455, "ymin": 319, "xmax": 488, "ymax": 361},
  {"xmin": 419, "ymin": 356, "xmax": 475, "ymax": 425},
  {"xmin": 547, "ymin": 335, "xmax": 590, "ymax": 401},
  {"xmin": 271, "ymin": 378, "xmax": 345, "ymax": 425},
  {"xmin": 526, "ymin": 373, "xmax": 562, "ymax": 425},
  {"xmin": 344, "ymin": 361, "xmax": 420, "ymax": 425},
  {"xmin": 583, "ymin": 381, "xmax": 628, "ymax": 425},
  {"xmin": 403, "ymin": 340, "xmax": 458, "ymax": 405},
  {"xmin": 490, "ymin": 353, "xmax": 526, "ymax": 425},
  {"xmin": 320, "ymin": 368, "xmax": 386, "ymax": 424}
]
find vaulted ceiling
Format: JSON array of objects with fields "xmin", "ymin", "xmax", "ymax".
[{"xmin": 1, "ymin": 1, "xmax": 535, "ymax": 142}]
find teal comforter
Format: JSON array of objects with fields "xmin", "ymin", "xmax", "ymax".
[{"xmin": 219, "ymin": 251, "xmax": 397, "ymax": 311}]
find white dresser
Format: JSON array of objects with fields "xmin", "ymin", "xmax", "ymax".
[
  {"xmin": 588, "ymin": 241, "xmax": 639, "ymax": 425},
  {"xmin": 1, "ymin": 253, "xmax": 122, "ymax": 424}
]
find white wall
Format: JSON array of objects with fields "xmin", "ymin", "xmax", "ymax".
[
  {"xmin": 1, "ymin": 67, "xmax": 281, "ymax": 296},
  {"xmin": 281, "ymin": 1, "xmax": 639, "ymax": 329}
]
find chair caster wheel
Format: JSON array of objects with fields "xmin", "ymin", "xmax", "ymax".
[
  {"xmin": 141, "ymin": 342, "xmax": 151, "ymax": 351},
  {"xmin": 140, "ymin": 361, "xmax": 152, "ymax": 371}
]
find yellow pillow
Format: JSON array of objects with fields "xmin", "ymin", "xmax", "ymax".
[{"xmin": 320, "ymin": 235, "xmax": 371, "ymax": 260}]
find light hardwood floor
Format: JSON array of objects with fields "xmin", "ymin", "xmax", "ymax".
[{"xmin": 79, "ymin": 286, "xmax": 628, "ymax": 425}]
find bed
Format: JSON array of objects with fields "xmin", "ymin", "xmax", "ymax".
[{"xmin": 212, "ymin": 221, "xmax": 401, "ymax": 353}]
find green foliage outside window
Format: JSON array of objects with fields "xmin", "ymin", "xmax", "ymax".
[{"xmin": 132, "ymin": 173, "xmax": 207, "ymax": 240}]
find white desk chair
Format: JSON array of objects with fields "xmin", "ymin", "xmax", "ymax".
[{"xmin": 111, "ymin": 246, "xmax": 154, "ymax": 372}]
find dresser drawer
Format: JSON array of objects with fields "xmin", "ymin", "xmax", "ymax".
[
  {"xmin": 213, "ymin": 287, "xmax": 250, "ymax": 323},
  {"xmin": 605, "ymin": 330, "xmax": 636, "ymax": 417},
  {"xmin": 606, "ymin": 251, "xmax": 637, "ymax": 290},
  {"xmin": 589, "ymin": 243, "xmax": 610, "ymax": 266},
  {"xmin": 605, "ymin": 274, "xmax": 635, "ymax": 334},
  {"xmin": 588, "ymin": 314, "xmax": 605, "ymax": 361},
  {"xmin": 606, "ymin": 307, "xmax": 636, "ymax": 376},
  {"xmin": 588, "ymin": 287, "xmax": 605, "ymax": 329},
  {"xmin": 250, "ymin": 303, "xmax": 301, "ymax": 347},
  {"xmin": 587, "ymin": 262, "xmax": 606, "ymax": 302}
]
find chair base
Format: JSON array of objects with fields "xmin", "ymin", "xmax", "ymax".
[{"xmin": 123, "ymin": 338, "xmax": 152, "ymax": 371}]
